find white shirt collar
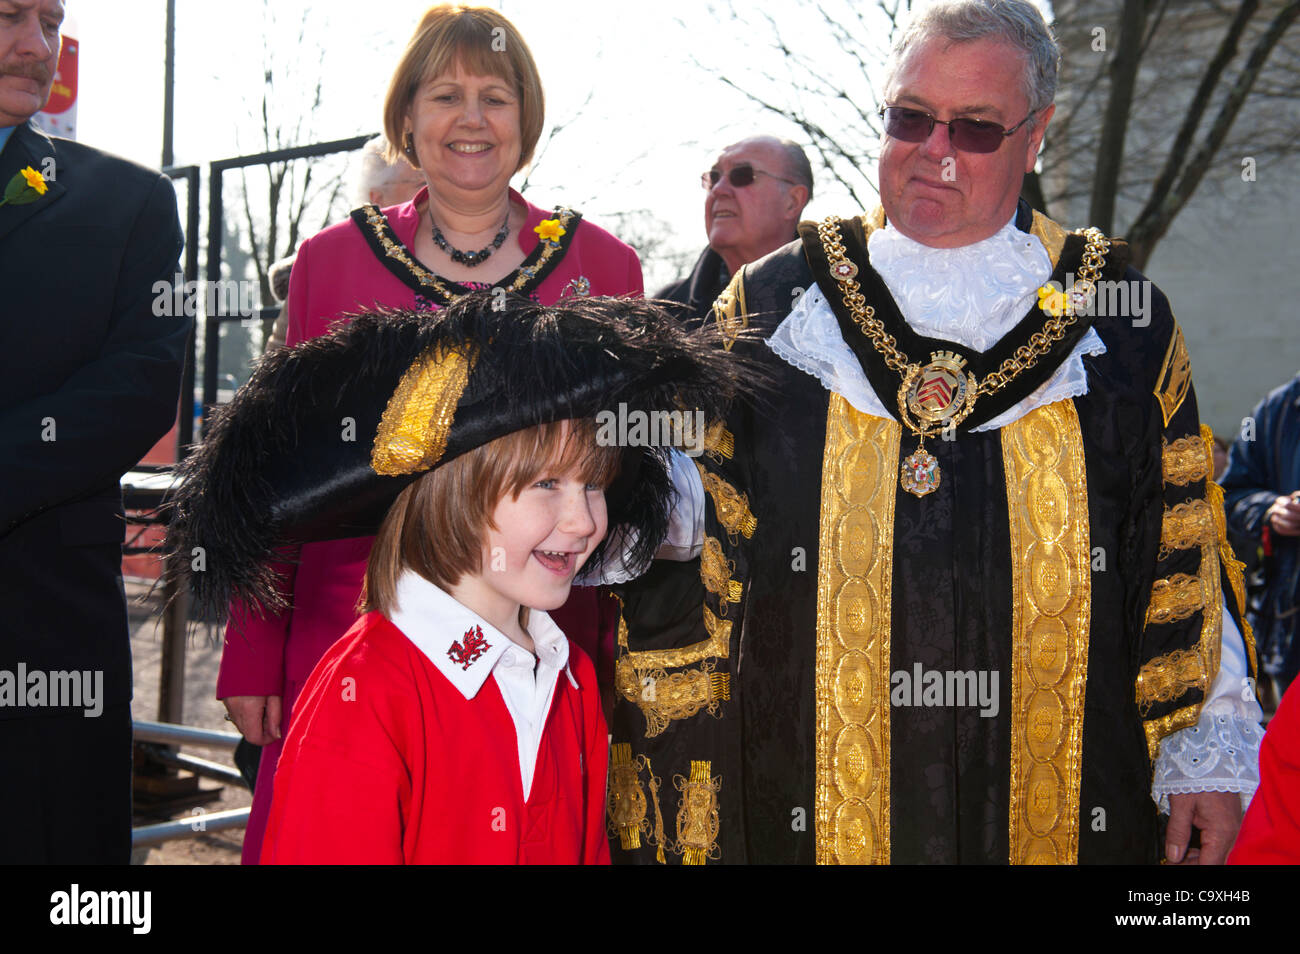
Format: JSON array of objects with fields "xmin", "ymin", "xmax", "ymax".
[{"xmin": 389, "ymin": 571, "xmax": 573, "ymax": 700}]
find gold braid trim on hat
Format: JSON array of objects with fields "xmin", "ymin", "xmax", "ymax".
[{"xmin": 371, "ymin": 344, "xmax": 476, "ymax": 475}]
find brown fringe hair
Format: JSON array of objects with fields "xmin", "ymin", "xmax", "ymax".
[
  {"xmin": 361, "ymin": 418, "xmax": 619, "ymax": 616},
  {"xmin": 382, "ymin": 4, "xmax": 545, "ymax": 170}
]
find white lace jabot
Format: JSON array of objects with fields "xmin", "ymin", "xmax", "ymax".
[{"xmin": 767, "ymin": 213, "xmax": 1107, "ymax": 431}]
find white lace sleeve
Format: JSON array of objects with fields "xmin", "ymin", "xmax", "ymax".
[
  {"xmin": 1151, "ymin": 605, "xmax": 1265, "ymax": 813},
  {"xmin": 654, "ymin": 449, "xmax": 706, "ymax": 562},
  {"xmin": 576, "ymin": 450, "xmax": 704, "ymax": 585}
]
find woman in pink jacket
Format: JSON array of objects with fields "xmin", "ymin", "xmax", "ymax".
[{"xmin": 219, "ymin": 4, "xmax": 641, "ymax": 863}]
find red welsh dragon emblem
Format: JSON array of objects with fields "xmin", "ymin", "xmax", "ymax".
[{"xmin": 447, "ymin": 625, "xmax": 492, "ymax": 670}]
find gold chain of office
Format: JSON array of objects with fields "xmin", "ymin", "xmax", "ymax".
[
  {"xmin": 817, "ymin": 216, "xmax": 1110, "ymax": 403},
  {"xmin": 816, "ymin": 215, "xmax": 1110, "ymax": 497}
]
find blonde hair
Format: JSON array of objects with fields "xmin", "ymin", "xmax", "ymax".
[
  {"xmin": 382, "ymin": 4, "xmax": 545, "ymax": 171},
  {"xmin": 361, "ymin": 418, "xmax": 619, "ymax": 616}
]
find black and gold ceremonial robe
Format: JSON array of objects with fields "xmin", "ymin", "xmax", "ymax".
[{"xmin": 607, "ymin": 203, "xmax": 1256, "ymax": 864}]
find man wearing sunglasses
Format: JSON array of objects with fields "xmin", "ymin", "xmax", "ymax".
[
  {"xmin": 608, "ymin": 0, "xmax": 1261, "ymax": 867},
  {"xmin": 656, "ymin": 136, "xmax": 811, "ymax": 322}
]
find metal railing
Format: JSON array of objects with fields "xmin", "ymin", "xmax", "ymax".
[
  {"xmin": 201, "ymin": 133, "xmax": 376, "ymax": 434},
  {"xmin": 163, "ymin": 163, "xmax": 201, "ymax": 451},
  {"xmin": 134, "ymin": 809, "xmax": 250, "ymax": 848},
  {"xmin": 131, "ymin": 721, "xmax": 250, "ymax": 848},
  {"xmin": 128, "ymin": 137, "xmax": 375, "ymax": 848}
]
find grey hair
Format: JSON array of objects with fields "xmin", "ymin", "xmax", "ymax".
[
  {"xmin": 778, "ymin": 138, "xmax": 815, "ymax": 202},
  {"xmin": 885, "ymin": 0, "xmax": 1059, "ymax": 120},
  {"xmin": 353, "ymin": 136, "xmax": 421, "ymax": 206}
]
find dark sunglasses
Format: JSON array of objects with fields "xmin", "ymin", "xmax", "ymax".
[
  {"xmin": 879, "ymin": 105, "xmax": 1035, "ymax": 154},
  {"xmin": 701, "ymin": 164, "xmax": 798, "ymax": 190}
]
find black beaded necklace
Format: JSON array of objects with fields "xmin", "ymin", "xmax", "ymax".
[{"xmin": 429, "ymin": 209, "xmax": 511, "ymax": 267}]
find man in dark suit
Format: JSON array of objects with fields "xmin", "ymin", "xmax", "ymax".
[
  {"xmin": 0, "ymin": 0, "xmax": 189, "ymax": 863},
  {"xmin": 656, "ymin": 136, "xmax": 812, "ymax": 322}
]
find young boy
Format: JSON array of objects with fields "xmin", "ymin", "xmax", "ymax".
[
  {"xmin": 170, "ymin": 293, "xmax": 737, "ymax": 864},
  {"xmin": 262, "ymin": 419, "xmax": 617, "ymax": 863}
]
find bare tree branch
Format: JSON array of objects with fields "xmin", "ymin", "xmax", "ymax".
[
  {"xmin": 1123, "ymin": 0, "xmax": 1259, "ymax": 243},
  {"xmin": 678, "ymin": 0, "xmax": 1298, "ymax": 267},
  {"xmin": 519, "ymin": 87, "xmax": 596, "ymax": 193},
  {"xmin": 1128, "ymin": 0, "xmax": 1300, "ymax": 264},
  {"xmin": 1089, "ymin": 0, "xmax": 1150, "ymax": 232}
]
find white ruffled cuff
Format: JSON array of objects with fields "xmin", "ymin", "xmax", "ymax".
[
  {"xmin": 1150, "ymin": 605, "xmax": 1264, "ymax": 813},
  {"xmin": 578, "ymin": 523, "xmax": 642, "ymax": 586},
  {"xmin": 1150, "ymin": 708, "xmax": 1265, "ymax": 814},
  {"xmin": 576, "ymin": 450, "xmax": 704, "ymax": 585}
]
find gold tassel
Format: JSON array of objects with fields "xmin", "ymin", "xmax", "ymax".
[{"xmin": 646, "ymin": 757, "xmax": 667, "ymax": 865}]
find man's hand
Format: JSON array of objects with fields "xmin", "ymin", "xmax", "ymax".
[
  {"xmin": 223, "ymin": 695, "xmax": 283, "ymax": 745},
  {"xmin": 1166, "ymin": 791, "xmax": 1242, "ymax": 864},
  {"xmin": 1266, "ymin": 493, "xmax": 1300, "ymax": 536}
]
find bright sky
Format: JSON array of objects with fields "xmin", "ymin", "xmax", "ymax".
[{"xmin": 65, "ymin": 0, "xmax": 1050, "ymax": 288}]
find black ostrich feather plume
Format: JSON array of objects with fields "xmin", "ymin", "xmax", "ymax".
[{"xmin": 166, "ymin": 292, "xmax": 758, "ymax": 621}]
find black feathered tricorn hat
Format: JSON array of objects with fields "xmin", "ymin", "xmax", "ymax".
[{"xmin": 168, "ymin": 292, "xmax": 747, "ymax": 620}]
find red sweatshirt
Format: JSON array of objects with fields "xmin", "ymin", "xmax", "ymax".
[
  {"xmin": 1229, "ymin": 679, "xmax": 1300, "ymax": 864},
  {"xmin": 261, "ymin": 609, "xmax": 610, "ymax": 864}
]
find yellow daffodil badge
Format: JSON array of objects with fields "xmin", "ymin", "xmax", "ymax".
[
  {"xmin": 1037, "ymin": 283, "xmax": 1069, "ymax": 318},
  {"xmin": 1, "ymin": 166, "xmax": 50, "ymax": 208},
  {"xmin": 533, "ymin": 218, "xmax": 566, "ymax": 245}
]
